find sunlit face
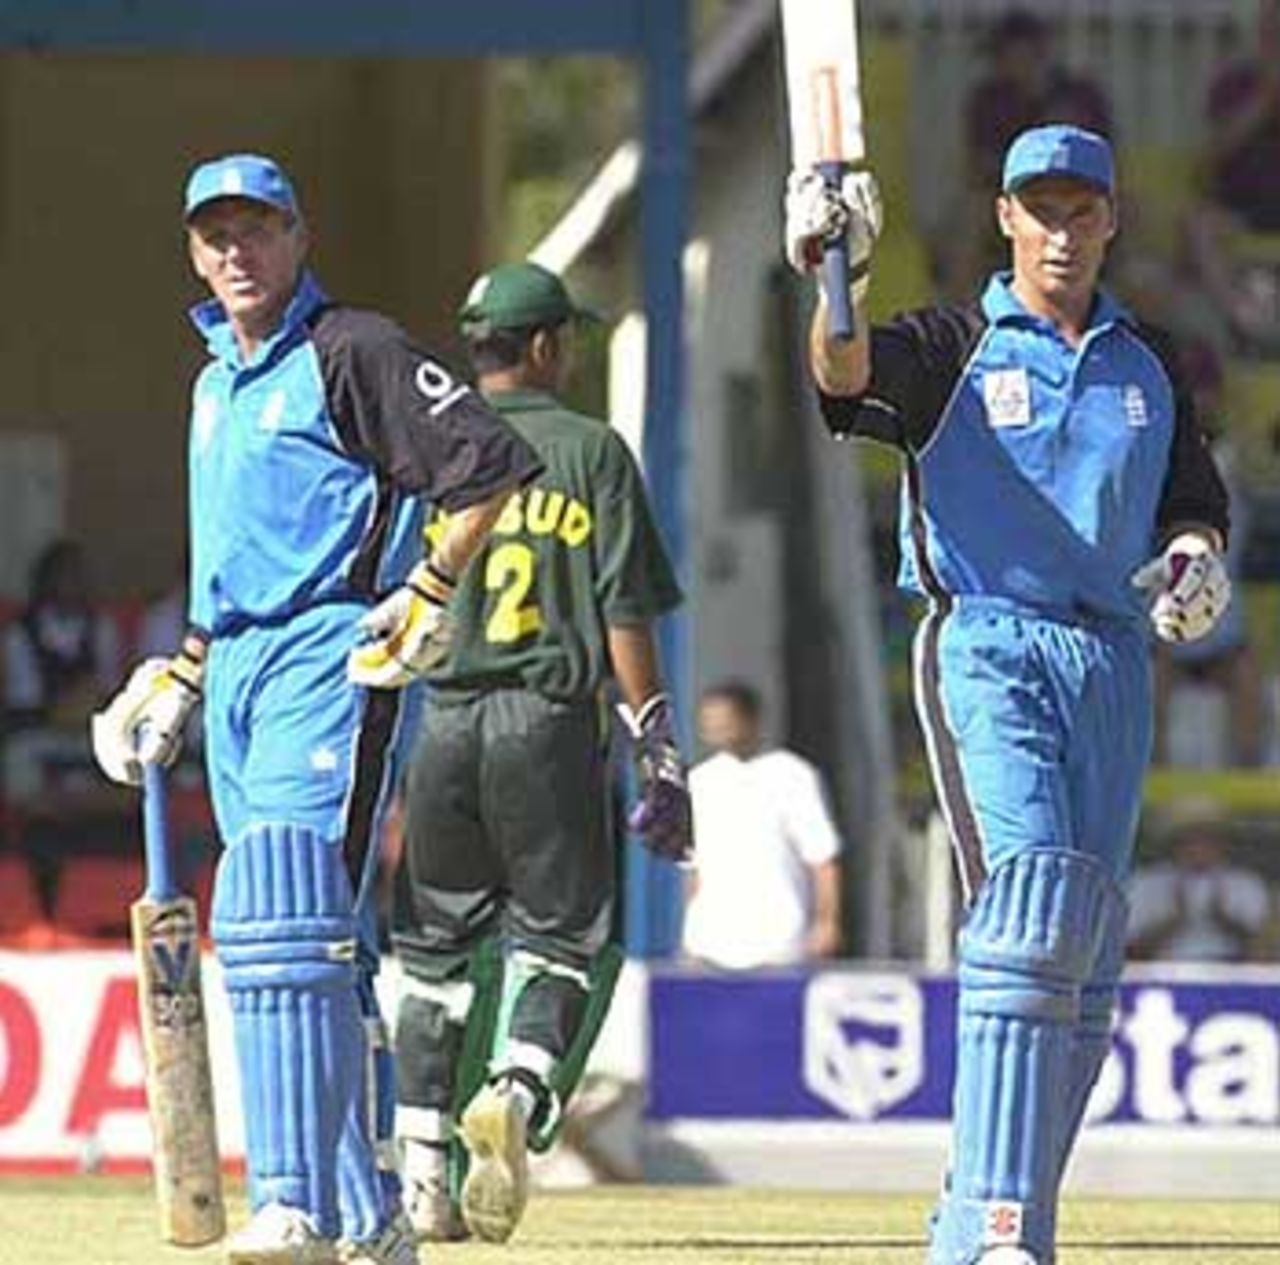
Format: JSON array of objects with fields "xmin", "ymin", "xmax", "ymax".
[
  {"xmin": 997, "ymin": 177, "xmax": 1117, "ymax": 305},
  {"xmin": 187, "ymin": 198, "xmax": 307, "ymax": 340}
]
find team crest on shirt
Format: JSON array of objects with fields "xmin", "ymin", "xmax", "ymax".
[
  {"xmin": 1123, "ymin": 383, "xmax": 1148, "ymax": 427},
  {"xmin": 982, "ymin": 368, "xmax": 1031, "ymax": 428}
]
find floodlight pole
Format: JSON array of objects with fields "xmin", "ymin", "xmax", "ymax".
[{"xmin": 621, "ymin": 0, "xmax": 690, "ymax": 961}]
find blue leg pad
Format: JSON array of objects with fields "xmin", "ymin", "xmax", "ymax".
[
  {"xmin": 212, "ymin": 824, "xmax": 363, "ymax": 1240},
  {"xmin": 336, "ymin": 967, "xmax": 400, "ymax": 1243},
  {"xmin": 931, "ymin": 848, "xmax": 1116, "ymax": 1265},
  {"xmin": 1053, "ymin": 885, "xmax": 1127, "ymax": 1188}
]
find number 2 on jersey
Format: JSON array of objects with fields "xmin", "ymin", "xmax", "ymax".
[{"xmin": 485, "ymin": 542, "xmax": 542, "ymax": 643}]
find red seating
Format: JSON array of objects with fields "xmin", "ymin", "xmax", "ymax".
[
  {"xmin": 51, "ymin": 855, "xmax": 145, "ymax": 942},
  {"xmin": 0, "ymin": 853, "xmax": 51, "ymax": 946}
]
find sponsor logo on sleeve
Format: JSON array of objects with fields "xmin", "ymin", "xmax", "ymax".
[{"xmin": 415, "ymin": 360, "xmax": 471, "ymax": 417}]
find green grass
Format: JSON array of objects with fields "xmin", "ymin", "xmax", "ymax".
[{"xmin": 4, "ymin": 1178, "xmax": 1278, "ymax": 1264}]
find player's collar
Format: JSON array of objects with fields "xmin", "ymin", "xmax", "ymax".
[
  {"xmin": 484, "ymin": 388, "xmax": 559, "ymax": 413},
  {"xmin": 981, "ymin": 271, "xmax": 1133, "ymax": 332},
  {"xmin": 189, "ymin": 269, "xmax": 328, "ymax": 367}
]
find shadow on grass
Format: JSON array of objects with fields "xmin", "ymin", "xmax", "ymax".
[
  {"xmin": 560, "ymin": 1239, "xmax": 923, "ymax": 1251},
  {"xmin": 1062, "ymin": 1243, "xmax": 1280, "ymax": 1253},
  {"xmin": 553, "ymin": 1236, "xmax": 1280, "ymax": 1255}
]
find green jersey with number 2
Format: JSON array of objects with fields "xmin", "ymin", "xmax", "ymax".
[{"xmin": 424, "ymin": 389, "xmax": 681, "ymax": 700}]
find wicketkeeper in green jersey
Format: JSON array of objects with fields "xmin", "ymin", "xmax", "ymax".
[{"xmin": 391, "ymin": 261, "xmax": 692, "ymax": 1245}]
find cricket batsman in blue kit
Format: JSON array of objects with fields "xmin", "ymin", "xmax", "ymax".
[
  {"xmin": 92, "ymin": 153, "xmax": 541, "ymax": 1265},
  {"xmin": 787, "ymin": 125, "xmax": 1231, "ymax": 1264}
]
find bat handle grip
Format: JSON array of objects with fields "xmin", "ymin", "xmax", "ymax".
[
  {"xmin": 818, "ymin": 160, "xmax": 856, "ymax": 343},
  {"xmin": 142, "ymin": 759, "xmax": 179, "ymax": 903}
]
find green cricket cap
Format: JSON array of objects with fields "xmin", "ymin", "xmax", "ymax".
[{"xmin": 459, "ymin": 262, "xmax": 598, "ymax": 336}]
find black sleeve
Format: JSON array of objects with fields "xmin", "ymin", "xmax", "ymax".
[
  {"xmin": 816, "ymin": 302, "xmax": 987, "ymax": 452},
  {"xmin": 1137, "ymin": 323, "xmax": 1231, "ymax": 546},
  {"xmin": 310, "ymin": 305, "xmax": 542, "ymax": 511}
]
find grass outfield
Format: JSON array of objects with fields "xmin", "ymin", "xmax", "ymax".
[{"xmin": 4, "ymin": 1178, "xmax": 1278, "ymax": 1264}]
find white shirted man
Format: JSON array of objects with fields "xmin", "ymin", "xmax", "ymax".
[{"xmin": 682, "ymin": 680, "xmax": 844, "ymax": 968}]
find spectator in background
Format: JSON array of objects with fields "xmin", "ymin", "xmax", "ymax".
[
  {"xmin": 683, "ymin": 681, "xmax": 844, "ymax": 969},
  {"xmin": 1185, "ymin": 0, "xmax": 1280, "ymax": 351},
  {"xmin": 1129, "ymin": 797, "xmax": 1273, "ymax": 962},
  {"xmin": 1152, "ymin": 339, "xmax": 1266, "ymax": 767},
  {"xmin": 965, "ymin": 10, "xmax": 1112, "ymax": 188},
  {"xmin": 2, "ymin": 539, "xmax": 119, "ymax": 733},
  {"xmin": 1, "ymin": 538, "xmax": 129, "ymax": 919},
  {"xmin": 936, "ymin": 8, "xmax": 1114, "ymax": 297}
]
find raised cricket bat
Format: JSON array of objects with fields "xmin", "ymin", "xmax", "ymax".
[
  {"xmin": 780, "ymin": 0, "xmax": 866, "ymax": 340},
  {"xmin": 132, "ymin": 761, "xmax": 225, "ymax": 1246}
]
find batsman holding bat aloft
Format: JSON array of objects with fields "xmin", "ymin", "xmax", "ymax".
[
  {"xmin": 390, "ymin": 261, "xmax": 691, "ymax": 1246},
  {"xmin": 789, "ymin": 125, "xmax": 1230, "ymax": 1265},
  {"xmin": 93, "ymin": 153, "xmax": 541, "ymax": 1265}
]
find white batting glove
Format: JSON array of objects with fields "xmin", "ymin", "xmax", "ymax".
[
  {"xmin": 784, "ymin": 168, "xmax": 883, "ymax": 278},
  {"xmin": 347, "ymin": 560, "xmax": 455, "ymax": 689},
  {"xmin": 1131, "ymin": 531, "xmax": 1231, "ymax": 644},
  {"xmin": 91, "ymin": 651, "xmax": 203, "ymax": 786}
]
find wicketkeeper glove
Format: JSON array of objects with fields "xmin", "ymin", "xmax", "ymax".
[
  {"xmin": 90, "ymin": 648, "xmax": 204, "ymax": 786},
  {"xmin": 784, "ymin": 168, "xmax": 883, "ymax": 285},
  {"xmin": 346, "ymin": 559, "xmax": 455, "ymax": 689},
  {"xmin": 617, "ymin": 693, "xmax": 694, "ymax": 864},
  {"xmin": 1130, "ymin": 531, "xmax": 1231, "ymax": 644}
]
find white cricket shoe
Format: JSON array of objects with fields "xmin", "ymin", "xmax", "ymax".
[
  {"xmin": 225, "ymin": 1202, "xmax": 339, "ymax": 1265},
  {"xmin": 977, "ymin": 1250, "xmax": 1039, "ymax": 1264},
  {"xmin": 459, "ymin": 1081, "xmax": 530, "ymax": 1243},
  {"xmin": 403, "ymin": 1170, "xmax": 469, "ymax": 1243},
  {"xmin": 338, "ymin": 1212, "xmax": 419, "ymax": 1265}
]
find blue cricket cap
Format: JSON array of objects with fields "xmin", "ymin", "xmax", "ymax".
[
  {"xmin": 1002, "ymin": 124, "xmax": 1116, "ymax": 196},
  {"xmin": 183, "ymin": 153, "xmax": 300, "ymax": 221}
]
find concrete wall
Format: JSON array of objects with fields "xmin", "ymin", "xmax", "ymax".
[{"xmin": 0, "ymin": 54, "xmax": 493, "ymax": 601}]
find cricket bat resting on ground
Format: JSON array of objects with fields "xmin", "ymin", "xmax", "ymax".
[{"xmin": 132, "ymin": 761, "xmax": 225, "ymax": 1246}]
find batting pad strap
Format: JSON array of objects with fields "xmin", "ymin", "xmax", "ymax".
[
  {"xmin": 509, "ymin": 948, "xmax": 591, "ymax": 986},
  {"xmin": 493, "ymin": 1037, "xmax": 558, "ymax": 1084},
  {"xmin": 399, "ymin": 972, "xmax": 475, "ymax": 1024},
  {"xmin": 397, "ymin": 1105, "xmax": 454, "ymax": 1145}
]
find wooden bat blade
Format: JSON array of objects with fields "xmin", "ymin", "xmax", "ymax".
[
  {"xmin": 132, "ymin": 894, "xmax": 225, "ymax": 1246},
  {"xmin": 780, "ymin": 0, "xmax": 865, "ymax": 166}
]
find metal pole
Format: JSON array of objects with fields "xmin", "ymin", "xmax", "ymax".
[{"xmin": 625, "ymin": 0, "xmax": 690, "ymax": 959}]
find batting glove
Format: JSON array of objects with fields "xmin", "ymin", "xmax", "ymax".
[
  {"xmin": 91, "ymin": 650, "xmax": 203, "ymax": 786},
  {"xmin": 617, "ymin": 693, "xmax": 694, "ymax": 863},
  {"xmin": 784, "ymin": 168, "xmax": 883, "ymax": 280},
  {"xmin": 1131, "ymin": 531, "xmax": 1231, "ymax": 644},
  {"xmin": 347, "ymin": 560, "xmax": 455, "ymax": 689}
]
